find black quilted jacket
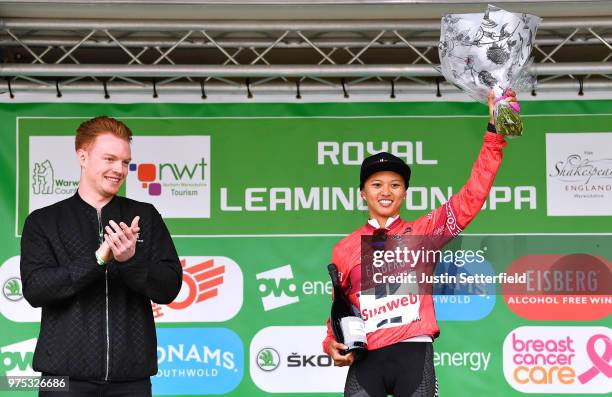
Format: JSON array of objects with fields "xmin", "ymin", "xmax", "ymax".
[{"xmin": 20, "ymin": 193, "xmax": 182, "ymax": 381}]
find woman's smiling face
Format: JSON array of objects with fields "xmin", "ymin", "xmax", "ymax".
[{"xmin": 361, "ymin": 171, "xmax": 406, "ymax": 220}]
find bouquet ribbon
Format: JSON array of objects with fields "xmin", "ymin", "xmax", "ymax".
[{"xmin": 494, "ymin": 93, "xmax": 521, "ymax": 113}]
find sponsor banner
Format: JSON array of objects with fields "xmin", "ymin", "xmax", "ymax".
[
  {"xmin": 503, "ymin": 326, "xmax": 612, "ymax": 394},
  {"xmin": 546, "ymin": 132, "xmax": 612, "ymax": 216},
  {"xmin": 433, "ymin": 258, "xmax": 496, "ymax": 321},
  {"xmin": 256, "ymin": 265, "xmax": 300, "ymax": 311},
  {"xmin": 434, "ymin": 350, "xmax": 492, "ymax": 372},
  {"xmin": 0, "ymin": 256, "xmax": 40, "ymax": 323},
  {"xmin": 126, "ymin": 136, "xmax": 211, "ymax": 219},
  {"xmin": 28, "ymin": 136, "xmax": 79, "ymax": 214},
  {"xmin": 250, "ymin": 326, "xmax": 348, "ymax": 393},
  {"xmin": 17, "ymin": 115, "xmax": 554, "ymax": 236},
  {"xmin": 503, "ymin": 254, "xmax": 612, "ymax": 321},
  {"xmin": 153, "ymin": 256, "xmax": 243, "ymax": 322},
  {"xmin": 255, "ymin": 264, "xmax": 333, "ymax": 312},
  {"xmin": 0, "ymin": 339, "xmax": 38, "ymax": 377},
  {"xmin": 154, "ymin": 327, "xmax": 243, "ymax": 395}
]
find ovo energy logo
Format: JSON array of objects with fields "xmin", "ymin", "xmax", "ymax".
[
  {"xmin": 256, "ymin": 265, "xmax": 299, "ymax": 311},
  {"xmin": 0, "ymin": 339, "xmax": 38, "ymax": 377},
  {"xmin": 503, "ymin": 326, "xmax": 612, "ymax": 394}
]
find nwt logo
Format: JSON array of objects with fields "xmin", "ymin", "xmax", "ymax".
[{"xmin": 129, "ymin": 158, "xmax": 208, "ymax": 196}]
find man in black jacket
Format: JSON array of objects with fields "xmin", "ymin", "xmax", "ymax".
[{"xmin": 20, "ymin": 116, "xmax": 183, "ymax": 396}]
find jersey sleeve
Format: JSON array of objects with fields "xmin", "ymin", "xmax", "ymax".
[{"xmin": 414, "ymin": 131, "xmax": 506, "ymax": 239}]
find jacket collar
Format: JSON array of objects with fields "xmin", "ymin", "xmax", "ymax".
[
  {"xmin": 364, "ymin": 216, "xmax": 402, "ymax": 233},
  {"xmin": 72, "ymin": 191, "xmax": 119, "ymax": 215}
]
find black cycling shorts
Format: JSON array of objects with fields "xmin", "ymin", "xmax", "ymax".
[{"xmin": 344, "ymin": 342, "xmax": 438, "ymax": 397}]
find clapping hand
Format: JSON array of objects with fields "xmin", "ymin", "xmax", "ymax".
[{"xmin": 96, "ymin": 216, "xmax": 140, "ymax": 263}]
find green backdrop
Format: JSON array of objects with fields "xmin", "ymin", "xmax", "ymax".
[{"xmin": 0, "ymin": 100, "xmax": 610, "ymax": 396}]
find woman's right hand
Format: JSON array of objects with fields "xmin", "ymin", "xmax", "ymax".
[{"xmin": 328, "ymin": 340, "xmax": 355, "ymax": 367}]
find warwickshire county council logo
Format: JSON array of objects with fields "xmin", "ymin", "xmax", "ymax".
[
  {"xmin": 31, "ymin": 160, "xmax": 54, "ymax": 195},
  {"xmin": 125, "ymin": 136, "xmax": 211, "ymax": 218},
  {"xmin": 27, "ymin": 136, "xmax": 80, "ymax": 215},
  {"xmin": 256, "ymin": 348, "xmax": 280, "ymax": 372},
  {"xmin": 256, "ymin": 265, "xmax": 299, "ymax": 311}
]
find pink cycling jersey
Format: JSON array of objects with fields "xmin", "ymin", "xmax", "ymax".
[{"xmin": 323, "ymin": 131, "xmax": 506, "ymax": 354}]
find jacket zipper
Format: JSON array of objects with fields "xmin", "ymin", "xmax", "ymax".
[{"xmin": 98, "ymin": 210, "xmax": 110, "ymax": 381}]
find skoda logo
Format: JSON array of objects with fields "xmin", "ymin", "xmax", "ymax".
[
  {"xmin": 256, "ymin": 347, "xmax": 280, "ymax": 371},
  {"xmin": 3, "ymin": 277, "xmax": 23, "ymax": 301}
]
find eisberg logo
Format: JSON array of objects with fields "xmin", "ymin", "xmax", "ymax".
[
  {"xmin": 256, "ymin": 265, "xmax": 299, "ymax": 311},
  {"xmin": 503, "ymin": 254, "xmax": 611, "ymax": 321},
  {"xmin": 153, "ymin": 256, "xmax": 243, "ymax": 323},
  {"xmin": 129, "ymin": 157, "xmax": 208, "ymax": 196},
  {"xmin": 250, "ymin": 326, "xmax": 348, "ymax": 393},
  {"xmin": 0, "ymin": 339, "xmax": 38, "ymax": 377},
  {"xmin": 503, "ymin": 326, "xmax": 612, "ymax": 394},
  {"xmin": 153, "ymin": 328, "xmax": 243, "ymax": 395}
]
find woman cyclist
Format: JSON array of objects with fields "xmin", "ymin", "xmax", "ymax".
[{"xmin": 323, "ymin": 90, "xmax": 518, "ymax": 397}]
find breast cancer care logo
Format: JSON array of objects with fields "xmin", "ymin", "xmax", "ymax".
[
  {"xmin": 578, "ymin": 334, "xmax": 612, "ymax": 385},
  {"xmin": 503, "ymin": 326, "xmax": 612, "ymax": 394}
]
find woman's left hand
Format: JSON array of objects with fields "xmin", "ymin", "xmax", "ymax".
[{"xmin": 488, "ymin": 89, "xmax": 518, "ymax": 124}]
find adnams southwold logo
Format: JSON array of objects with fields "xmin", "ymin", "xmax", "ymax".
[
  {"xmin": 546, "ymin": 133, "xmax": 612, "ymax": 216},
  {"xmin": 154, "ymin": 327, "xmax": 243, "ymax": 395},
  {"xmin": 0, "ymin": 256, "xmax": 41, "ymax": 322},
  {"xmin": 0, "ymin": 338, "xmax": 38, "ymax": 377},
  {"xmin": 126, "ymin": 136, "xmax": 210, "ymax": 218},
  {"xmin": 250, "ymin": 326, "xmax": 348, "ymax": 393},
  {"xmin": 28, "ymin": 136, "xmax": 80, "ymax": 214},
  {"xmin": 152, "ymin": 256, "xmax": 242, "ymax": 322},
  {"xmin": 503, "ymin": 326, "xmax": 612, "ymax": 394}
]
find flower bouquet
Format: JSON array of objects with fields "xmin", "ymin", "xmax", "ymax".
[{"xmin": 439, "ymin": 4, "xmax": 541, "ymax": 137}]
